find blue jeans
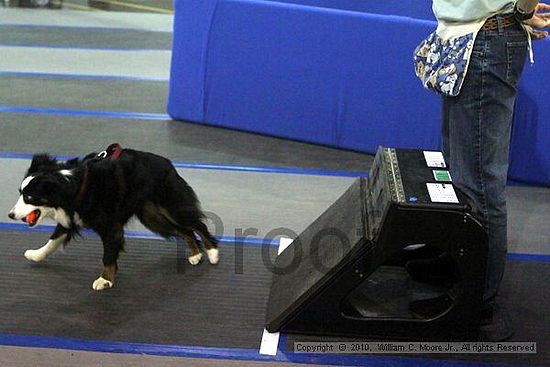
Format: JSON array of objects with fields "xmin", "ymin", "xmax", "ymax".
[{"xmin": 441, "ymin": 17, "xmax": 528, "ymax": 308}]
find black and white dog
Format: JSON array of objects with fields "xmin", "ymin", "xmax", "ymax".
[{"xmin": 8, "ymin": 144, "xmax": 219, "ymax": 290}]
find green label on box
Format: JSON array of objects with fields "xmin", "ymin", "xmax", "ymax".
[{"xmin": 433, "ymin": 170, "xmax": 452, "ymax": 182}]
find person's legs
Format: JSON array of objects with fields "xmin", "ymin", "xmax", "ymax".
[
  {"xmin": 440, "ymin": 21, "xmax": 528, "ymax": 340},
  {"xmin": 411, "ymin": 19, "xmax": 528, "ymax": 340}
]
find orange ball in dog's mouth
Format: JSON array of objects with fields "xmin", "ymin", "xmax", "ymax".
[{"xmin": 24, "ymin": 210, "xmax": 41, "ymax": 227}]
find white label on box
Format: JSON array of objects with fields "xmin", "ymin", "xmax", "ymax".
[
  {"xmin": 423, "ymin": 151, "xmax": 446, "ymax": 168},
  {"xmin": 426, "ymin": 183, "xmax": 459, "ymax": 203}
]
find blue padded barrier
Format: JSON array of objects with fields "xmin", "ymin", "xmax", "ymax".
[
  {"xmin": 258, "ymin": 0, "xmax": 435, "ymax": 19},
  {"xmin": 168, "ymin": 0, "xmax": 549, "ymax": 186},
  {"xmin": 509, "ymin": 42, "xmax": 550, "ymax": 186}
]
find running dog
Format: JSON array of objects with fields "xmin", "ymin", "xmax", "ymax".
[{"xmin": 8, "ymin": 144, "xmax": 219, "ymax": 290}]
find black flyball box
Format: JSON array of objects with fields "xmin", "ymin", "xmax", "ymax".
[{"xmin": 265, "ymin": 147, "xmax": 487, "ymax": 341}]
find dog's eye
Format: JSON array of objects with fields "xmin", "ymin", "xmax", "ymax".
[{"xmin": 23, "ymin": 195, "xmax": 33, "ymax": 202}]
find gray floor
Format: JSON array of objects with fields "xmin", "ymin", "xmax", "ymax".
[
  {"xmin": 0, "ymin": 25, "xmax": 172, "ymax": 49},
  {"xmin": 507, "ymin": 185, "xmax": 550, "ymax": 255},
  {"xmin": 0, "ymin": 6, "xmax": 548, "ymax": 367},
  {"xmin": 0, "ymin": 231, "xmax": 276, "ymax": 347},
  {"xmin": 0, "ymin": 76, "xmax": 169, "ymax": 112},
  {"xmin": 0, "ymin": 113, "xmax": 375, "ymax": 172}
]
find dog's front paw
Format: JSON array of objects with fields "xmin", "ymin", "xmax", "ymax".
[
  {"xmin": 92, "ymin": 277, "xmax": 113, "ymax": 291},
  {"xmin": 188, "ymin": 252, "xmax": 203, "ymax": 265},
  {"xmin": 207, "ymin": 248, "xmax": 219, "ymax": 264},
  {"xmin": 24, "ymin": 249, "xmax": 45, "ymax": 262}
]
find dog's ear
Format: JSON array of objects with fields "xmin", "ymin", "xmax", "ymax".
[
  {"xmin": 31, "ymin": 175, "xmax": 65, "ymax": 203},
  {"xmin": 28, "ymin": 154, "xmax": 59, "ymax": 174}
]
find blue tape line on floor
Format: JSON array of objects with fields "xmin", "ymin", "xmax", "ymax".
[
  {"xmin": 0, "ymin": 333, "xmax": 520, "ymax": 367},
  {"xmin": 507, "ymin": 252, "xmax": 550, "ymax": 263},
  {"xmin": 0, "ymin": 333, "xmax": 280, "ymax": 363},
  {"xmin": 0, "ymin": 43, "xmax": 170, "ymax": 52},
  {"xmin": 172, "ymin": 162, "xmax": 369, "ymax": 177},
  {"xmin": 0, "ymin": 23, "xmax": 172, "ymax": 33},
  {"xmin": 0, "ymin": 223, "xmax": 547, "ymax": 263},
  {"xmin": 0, "ymin": 106, "xmax": 169, "ymax": 120},
  {"xmin": 0, "ymin": 71, "xmax": 169, "ymax": 82},
  {"xmin": 0, "ymin": 222, "xmax": 276, "ymax": 247},
  {"xmin": 0, "ymin": 151, "xmax": 370, "ymax": 178}
]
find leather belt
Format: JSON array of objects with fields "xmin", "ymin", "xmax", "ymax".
[{"xmin": 481, "ymin": 14, "xmax": 517, "ymax": 31}]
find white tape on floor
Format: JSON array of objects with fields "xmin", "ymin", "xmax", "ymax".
[
  {"xmin": 0, "ymin": 9, "xmax": 173, "ymax": 32},
  {"xmin": 259, "ymin": 328, "xmax": 280, "ymax": 356},
  {"xmin": 259, "ymin": 237, "xmax": 294, "ymax": 356},
  {"xmin": 0, "ymin": 46, "xmax": 170, "ymax": 80}
]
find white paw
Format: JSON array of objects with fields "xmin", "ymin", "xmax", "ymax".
[
  {"xmin": 207, "ymin": 248, "xmax": 219, "ymax": 264},
  {"xmin": 188, "ymin": 252, "xmax": 203, "ymax": 265},
  {"xmin": 24, "ymin": 249, "xmax": 45, "ymax": 262},
  {"xmin": 92, "ymin": 277, "xmax": 113, "ymax": 291}
]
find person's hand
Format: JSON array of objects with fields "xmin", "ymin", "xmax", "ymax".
[
  {"xmin": 524, "ymin": 3, "xmax": 550, "ymax": 40},
  {"xmin": 525, "ymin": 25, "xmax": 548, "ymax": 40}
]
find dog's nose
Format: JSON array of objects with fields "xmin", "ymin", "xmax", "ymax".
[{"xmin": 8, "ymin": 212, "xmax": 15, "ymax": 220}]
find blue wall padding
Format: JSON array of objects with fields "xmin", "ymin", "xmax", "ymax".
[
  {"xmin": 168, "ymin": 0, "xmax": 549, "ymax": 186},
  {"xmin": 509, "ymin": 43, "xmax": 550, "ymax": 186},
  {"xmin": 261, "ymin": 0, "xmax": 435, "ymax": 19}
]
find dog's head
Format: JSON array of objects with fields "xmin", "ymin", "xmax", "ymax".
[{"xmin": 8, "ymin": 154, "xmax": 76, "ymax": 227}]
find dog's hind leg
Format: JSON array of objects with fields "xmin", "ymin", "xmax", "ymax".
[
  {"xmin": 161, "ymin": 170, "xmax": 219, "ymax": 264},
  {"xmin": 179, "ymin": 229, "xmax": 203, "ymax": 265},
  {"xmin": 193, "ymin": 221, "xmax": 219, "ymax": 265},
  {"xmin": 137, "ymin": 203, "xmax": 204, "ymax": 266},
  {"xmin": 93, "ymin": 226, "xmax": 124, "ymax": 291},
  {"xmin": 24, "ymin": 224, "xmax": 68, "ymax": 262}
]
